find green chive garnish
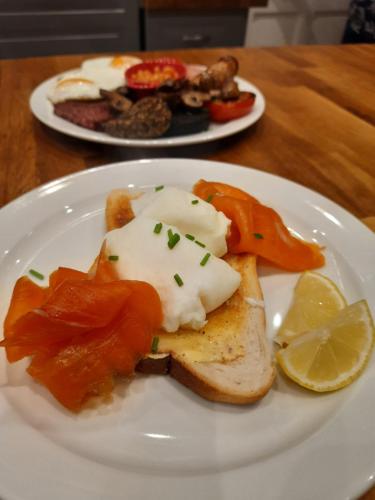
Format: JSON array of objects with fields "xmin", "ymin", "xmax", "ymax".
[
  {"xmin": 174, "ymin": 273, "xmax": 184, "ymax": 287},
  {"xmin": 154, "ymin": 222, "xmax": 163, "ymax": 234},
  {"xmin": 195, "ymin": 240, "xmax": 206, "ymax": 248},
  {"xmin": 108, "ymin": 255, "xmax": 119, "ymax": 261},
  {"xmin": 200, "ymin": 253, "xmax": 211, "ymax": 266},
  {"xmin": 151, "ymin": 336, "xmax": 159, "ymax": 354},
  {"xmin": 167, "ymin": 228, "xmax": 173, "ymax": 239},
  {"xmin": 155, "ymin": 185, "xmax": 164, "ymax": 192},
  {"xmin": 191, "ymin": 199, "xmax": 199, "ymax": 205},
  {"xmin": 254, "ymin": 233, "xmax": 264, "ymax": 239},
  {"xmin": 29, "ymin": 269, "xmax": 44, "ymax": 280},
  {"xmin": 206, "ymin": 194, "xmax": 213, "ymax": 203},
  {"xmin": 185, "ymin": 233, "xmax": 195, "ymax": 241},
  {"xmin": 168, "ymin": 233, "xmax": 180, "ymax": 249}
]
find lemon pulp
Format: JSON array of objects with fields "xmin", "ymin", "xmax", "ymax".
[
  {"xmin": 277, "ymin": 300, "xmax": 375, "ymax": 392},
  {"xmin": 276, "ymin": 271, "xmax": 347, "ymax": 346}
]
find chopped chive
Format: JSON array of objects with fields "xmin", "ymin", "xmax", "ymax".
[
  {"xmin": 151, "ymin": 336, "xmax": 159, "ymax": 354},
  {"xmin": 195, "ymin": 240, "xmax": 206, "ymax": 248},
  {"xmin": 191, "ymin": 199, "xmax": 199, "ymax": 205},
  {"xmin": 206, "ymin": 194, "xmax": 214, "ymax": 203},
  {"xmin": 253, "ymin": 233, "xmax": 264, "ymax": 239},
  {"xmin": 29, "ymin": 269, "xmax": 44, "ymax": 280},
  {"xmin": 167, "ymin": 228, "xmax": 173, "ymax": 239},
  {"xmin": 200, "ymin": 253, "xmax": 211, "ymax": 266},
  {"xmin": 155, "ymin": 185, "xmax": 164, "ymax": 192},
  {"xmin": 108, "ymin": 255, "xmax": 119, "ymax": 261},
  {"xmin": 174, "ymin": 273, "xmax": 184, "ymax": 287},
  {"xmin": 153, "ymin": 222, "xmax": 163, "ymax": 234},
  {"xmin": 185, "ymin": 233, "xmax": 195, "ymax": 241},
  {"xmin": 168, "ymin": 233, "xmax": 180, "ymax": 249}
]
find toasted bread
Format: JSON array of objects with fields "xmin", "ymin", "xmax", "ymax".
[
  {"xmin": 105, "ymin": 189, "xmax": 141, "ymax": 231},
  {"xmin": 105, "ymin": 189, "xmax": 275, "ymax": 404}
]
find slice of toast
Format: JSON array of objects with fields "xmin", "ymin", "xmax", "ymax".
[
  {"xmin": 106, "ymin": 189, "xmax": 275, "ymax": 404},
  {"xmin": 137, "ymin": 253, "xmax": 275, "ymax": 403}
]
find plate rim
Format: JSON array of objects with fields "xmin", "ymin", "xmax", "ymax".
[{"xmin": 1, "ymin": 158, "xmax": 373, "ymax": 241}]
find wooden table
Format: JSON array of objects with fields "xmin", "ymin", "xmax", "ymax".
[{"xmin": 0, "ymin": 45, "xmax": 374, "ymax": 499}]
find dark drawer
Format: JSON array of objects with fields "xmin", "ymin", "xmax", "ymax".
[
  {"xmin": 0, "ymin": 1, "xmax": 140, "ymax": 59},
  {"xmin": 145, "ymin": 10, "xmax": 247, "ymax": 50}
]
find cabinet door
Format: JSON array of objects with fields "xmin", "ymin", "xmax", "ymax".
[
  {"xmin": 0, "ymin": 0, "xmax": 140, "ymax": 59},
  {"xmin": 145, "ymin": 11, "xmax": 248, "ymax": 50},
  {"xmin": 245, "ymin": 0, "xmax": 349, "ymax": 46}
]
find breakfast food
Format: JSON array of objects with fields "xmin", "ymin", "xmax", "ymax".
[
  {"xmin": 100, "ymin": 181, "xmax": 326, "ymax": 403},
  {"xmin": 48, "ymin": 55, "xmax": 142, "ymax": 104},
  {"xmin": 126, "ymin": 59, "xmax": 186, "ymax": 88},
  {"xmin": 103, "ymin": 186, "xmax": 274, "ymax": 402},
  {"xmin": 277, "ymin": 300, "xmax": 374, "ymax": 392},
  {"xmin": 47, "ymin": 54, "xmax": 257, "ymax": 139},
  {"xmin": 1, "ymin": 264, "xmax": 162, "ymax": 412},
  {"xmin": 54, "ymin": 100, "xmax": 113, "ymax": 130},
  {"xmin": 193, "ymin": 180, "xmax": 325, "ymax": 271},
  {"xmin": 275, "ymin": 271, "xmax": 347, "ymax": 347},
  {"xmin": 0, "ymin": 181, "xmax": 276, "ymax": 410},
  {"xmin": 138, "ymin": 253, "xmax": 275, "ymax": 404},
  {"xmin": 190, "ymin": 55, "xmax": 239, "ymax": 91},
  {"xmin": 14, "ymin": 178, "xmax": 375, "ymax": 413},
  {"xmin": 101, "ymin": 96, "xmax": 172, "ymax": 139}
]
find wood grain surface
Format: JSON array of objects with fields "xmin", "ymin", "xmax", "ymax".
[{"xmin": 0, "ymin": 44, "xmax": 374, "ymax": 499}]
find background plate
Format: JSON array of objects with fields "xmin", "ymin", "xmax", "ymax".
[
  {"xmin": 0, "ymin": 159, "xmax": 374, "ymax": 500},
  {"xmin": 30, "ymin": 73, "xmax": 265, "ymax": 147}
]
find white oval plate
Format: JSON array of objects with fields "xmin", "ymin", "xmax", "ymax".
[
  {"xmin": 29, "ymin": 72, "xmax": 265, "ymax": 147},
  {"xmin": 0, "ymin": 159, "xmax": 374, "ymax": 500}
]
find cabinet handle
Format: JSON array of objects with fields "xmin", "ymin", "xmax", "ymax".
[{"xmin": 181, "ymin": 33, "xmax": 210, "ymax": 45}]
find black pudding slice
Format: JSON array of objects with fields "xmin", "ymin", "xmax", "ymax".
[{"xmin": 165, "ymin": 109, "xmax": 210, "ymax": 137}]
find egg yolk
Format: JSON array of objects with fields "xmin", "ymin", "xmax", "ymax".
[
  {"xmin": 111, "ymin": 56, "xmax": 126, "ymax": 68},
  {"xmin": 57, "ymin": 78, "xmax": 94, "ymax": 88}
]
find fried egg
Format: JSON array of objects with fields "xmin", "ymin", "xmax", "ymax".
[
  {"xmin": 48, "ymin": 55, "xmax": 142, "ymax": 103},
  {"xmin": 81, "ymin": 55, "xmax": 142, "ymax": 73},
  {"xmin": 48, "ymin": 74, "xmax": 101, "ymax": 103},
  {"xmin": 81, "ymin": 55, "xmax": 142, "ymax": 88}
]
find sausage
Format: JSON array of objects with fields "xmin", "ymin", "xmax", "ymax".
[{"xmin": 191, "ymin": 56, "xmax": 239, "ymax": 91}]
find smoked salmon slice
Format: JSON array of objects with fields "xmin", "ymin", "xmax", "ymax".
[
  {"xmin": 193, "ymin": 179, "xmax": 325, "ymax": 272},
  {"xmin": 1, "ymin": 266, "xmax": 163, "ymax": 411},
  {"xmin": 49, "ymin": 267, "xmax": 88, "ymax": 290},
  {"xmin": 3, "ymin": 277, "xmax": 48, "ymax": 362}
]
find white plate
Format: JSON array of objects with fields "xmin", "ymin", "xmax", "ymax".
[
  {"xmin": 29, "ymin": 72, "xmax": 265, "ymax": 147},
  {"xmin": 0, "ymin": 159, "xmax": 374, "ymax": 500}
]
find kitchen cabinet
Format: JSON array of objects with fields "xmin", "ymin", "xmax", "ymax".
[
  {"xmin": 0, "ymin": 0, "xmax": 140, "ymax": 59},
  {"xmin": 143, "ymin": 0, "xmax": 267, "ymax": 50},
  {"xmin": 144, "ymin": 10, "xmax": 249, "ymax": 50},
  {"xmin": 245, "ymin": 0, "xmax": 349, "ymax": 46}
]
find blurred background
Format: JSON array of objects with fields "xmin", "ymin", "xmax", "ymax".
[{"xmin": 0, "ymin": 0, "xmax": 372, "ymax": 59}]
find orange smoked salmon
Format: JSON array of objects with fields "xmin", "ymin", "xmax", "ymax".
[
  {"xmin": 193, "ymin": 180, "xmax": 324, "ymax": 271},
  {"xmin": 1, "ymin": 262, "xmax": 162, "ymax": 411}
]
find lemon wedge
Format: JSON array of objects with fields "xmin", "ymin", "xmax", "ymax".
[
  {"xmin": 275, "ymin": 271, "xmax": 347, "ymax": 346},
  {"xmin": 277, "ymin": 300, "xmax": 375, "ymax": 392}
]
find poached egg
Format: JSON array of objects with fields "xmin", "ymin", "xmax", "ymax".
[
  {"xmin": 138, "ymin": 187, "xmax": 230, "ymax": 257},
  {"xmin": 105, "ymin": 190, "xmax": 240, "ymax": 332},
  {"xmin": 106, "ymin": 215, "xmax": 241, "ymax": 332}
]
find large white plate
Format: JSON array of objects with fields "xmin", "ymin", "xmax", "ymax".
[
  {"xmin": 29, "ymin": 72, "xmax": 265, "ymax": 147},
  {"xmin": 0, "ymin": 159, "xmax": 374, "ymax": 500}
]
